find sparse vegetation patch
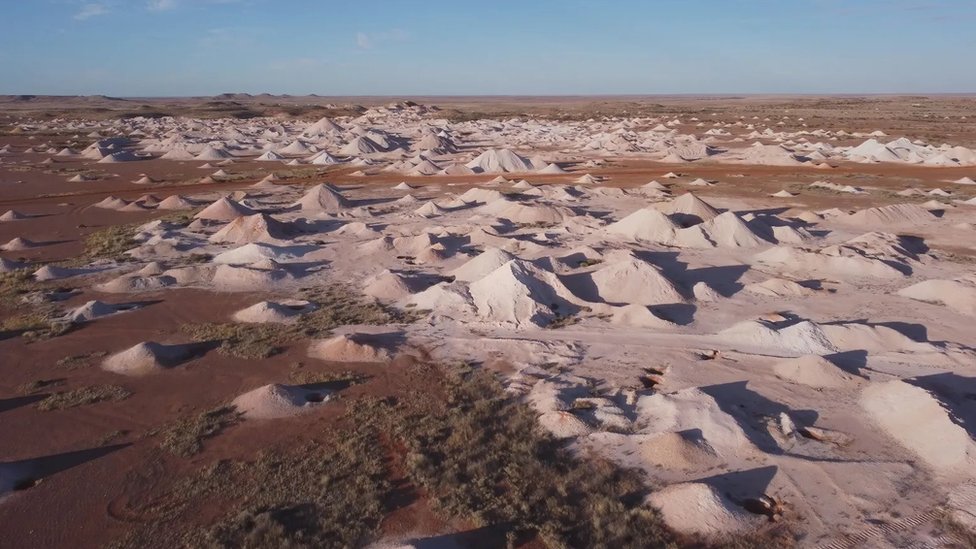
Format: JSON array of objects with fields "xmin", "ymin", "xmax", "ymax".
[
  {"xmin": 37, "ymin": 384, "xmax": 131, "ymax": 411},
  {"xmin": 158, "ymin": 406, "xmax": 242, "ymax": 458}
]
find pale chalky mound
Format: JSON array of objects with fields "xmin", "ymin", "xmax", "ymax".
[
  {"xmin": 232, "ymin": 300, "xmax": 314, "ymax": 324},
  {"xmin": 646, "ymin": 482, "xmax": 759, "ymax": 536},
  {"xmin": 232, "ymin": 384, "xmax": 332, "ymax": 419},
  {"xmin": 772, "ymin": 355, "xmax": 858, "ymax": 388},
  {"xmin": 639, "ymin": 431, "xmax": 722, "ymax": 470},
  {"xmin": 897, "ymin": 278, "xmax": 976, "ymax": 316},
  {"xmin": 860, "ymin": 380, "xmax": 976, "ymax": 475},
  {"xmin": 308, "ymin": 333, "xmax": 398, "ymax": 363},
  {"xmin": 102, "ymin": 341, "xmax": 195, "ymax": 375}
]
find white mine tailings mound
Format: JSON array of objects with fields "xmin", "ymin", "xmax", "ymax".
[
  {"xmin": 1, "ymin": 237, "xmax": 36, "ymax": 251},
  {"xmin": 62, "ymin": 300, "xmax": 137, "ymax": 323},
  {"xmin": 340, "ymin": 136, "xmax": 383, "ymax": 155},
  {"xmin": 861, "ymin": 380, "xmax": 976, "ymax": 475},
  {"xmin": 646, "ymin": 482, "xmax": 759, "ymax": 536},
  {"xmin": 308, "ymin": 333, "xmax": 398, "ymax": 363},
  {"xmin": 232, "ymin": 383, "xmax": 331, "ymax": 419},
  {"xmin": 537, "ymin": 411, "xmax": 593, "ymax": 439},
  {"xmin": 480, "ymin": 200, "xmax": 571, "ymax": 225},
  {"xmin": 449, "ymin": 247, "xmax": 517, "ymax": 283},
  {"xmin": 611, "ymin": 304, "xmax": 676, "ymax": 328},
  {"xmin": 607, "ymin": 198, "xmax": 767, "ymax": 249},
  {"xmin": 635, "ymin": 388, "xmax": 752, "ymax": 458},
  {"xmin": 638, "ymin": 431, "xmax": 721, "ymax": 469},
  {"xmin": 292, "ymin": 183, "xmax": 351, "ymax": 213},
  {"xmin": 719, "ymin": 320, "xmax": 838, "ymax": 355},
  {"xmin": 209, "ymin": 213, "xmax": 296, "ymax": 245},
  {"xmin": 468, "ymin": 259, "xmax": 579, "ymax": 327},
  {"xmin": 697, "ymin": 211, "xmax": 770, "ymax": 248},
  {"xmin": 539, "ymin": 162, "xmax": 568, "ymax": 174},
  {"xmin": 213, "ymin": 243, "xmax": 303, "ymax": 265},
  {"xmin": 606, "ymin": 208, "xmax": 679, "ymax": 244},
  {"xmin": 656, "ymin": 192, "xmax": 721, "ymax": 224},
  {"xmin": 194, "ymin": 197, "xmax": 255, "ymax": 221},
  {"xmin": 772, "ymin": 355, "xmax": 857, "ymax": 388},
  {"xmin": 0, "ymin": 210, "xmax": 28, "ymax": 222},
  {"xmin": 194, "ymin": 145, "xmax": 231, "ymax": 160},
  {"xmin": 843, "ymin": 203, "xmax": 934, "ymax": 226},
  {"xmin": 156, "ymin": 195, "xmax": 194, "ymax": 210},
  {"xmin": 897, "ymin": 277, "xmax": 976, "ymax": 315},
  {"xmin": 754, "ymin": 245, "xmax": 907, "ymax": 279},
  {"xmin": 721, "ymin": 318, "xmax": 943, "ymax": 357},
  {"xmin": 465, "ymin": 148, "xmax": 538, "ymax": 173},
  {"xmin": 819, "ymin": 322, "xmax": 938, "ymax": 354},
  {"xmin": 362, "ymin": 270, "xmax": 423, "ymax": 301},
  {"xmin": 102, "ymin": 341, "xmax": 194, "ymax": 375},
  {"xmin": 232, "ymin": 300, "xmax": 314, "ymax": 324},
  {"xmin": 33, "ymin": 265, "xmax": 93, "ymax": 282},
  {"xmin": 588, "ymin": 253, "xmax": 684, "ymax": 306},
  {"xmin": 744, "ymin": 278, "xmax": 813, "ymax": 298}
]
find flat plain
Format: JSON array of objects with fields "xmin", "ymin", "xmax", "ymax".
[{"xmin": 1, "ymin": 94, "xmax": 975, "ymax": 549}]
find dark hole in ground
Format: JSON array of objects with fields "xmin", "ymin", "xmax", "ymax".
[
  {"xmin": 13, "ymin": 477, "xmax": 39, "ymax": 491},
  {"xmin": 639, "ymin": 375, "xmax": 661, "ymax": 389}
]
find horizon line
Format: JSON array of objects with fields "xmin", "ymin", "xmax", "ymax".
[{"xmin": 4, "ymin": 92, "xmax": 976, "ymax": 100}]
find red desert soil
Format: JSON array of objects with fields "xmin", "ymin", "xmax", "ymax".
[{"xmin": 0, "ymin": 289, "xmax": 448, "ymax": 547}]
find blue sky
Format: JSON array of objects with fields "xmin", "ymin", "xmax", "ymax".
[{"xmin": 1, "ymin": 0, "xmax": 974, "ymax": 96}]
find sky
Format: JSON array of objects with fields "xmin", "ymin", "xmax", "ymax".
[{"xmin": 1, "ymin": 0, "xmax": 974, "ymax": 96}]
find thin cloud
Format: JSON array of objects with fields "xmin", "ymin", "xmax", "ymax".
[
  {"xmin": 147, "ymin": 0, "xmax": 178, "ymax": 11},
  {"xmin": 197, "ymin": 27, "xmax": 260, "ymax": 49},
  {"xmin": 356, "ymin": 32, "xmax": 372, "ymax": 50},
  {"xmin": 148, "ymin": 0, "xmax": 253, "ymax": 12},
  {"xmin": 74, "ymin": 3, "xmax": 109, "ymax": 20},
  {"xmin": 355, "ymin": 29, "xmax": 409, "ymax": 50}
]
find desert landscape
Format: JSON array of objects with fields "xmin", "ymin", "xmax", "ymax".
[{"xmin": 0, "ymin": 92, "xmax": 975, "ymax": 548}]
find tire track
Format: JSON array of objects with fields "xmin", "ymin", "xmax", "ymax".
[{"xmin": 817, "ymin": 482, "xmax": 976, "ymax": 549}]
